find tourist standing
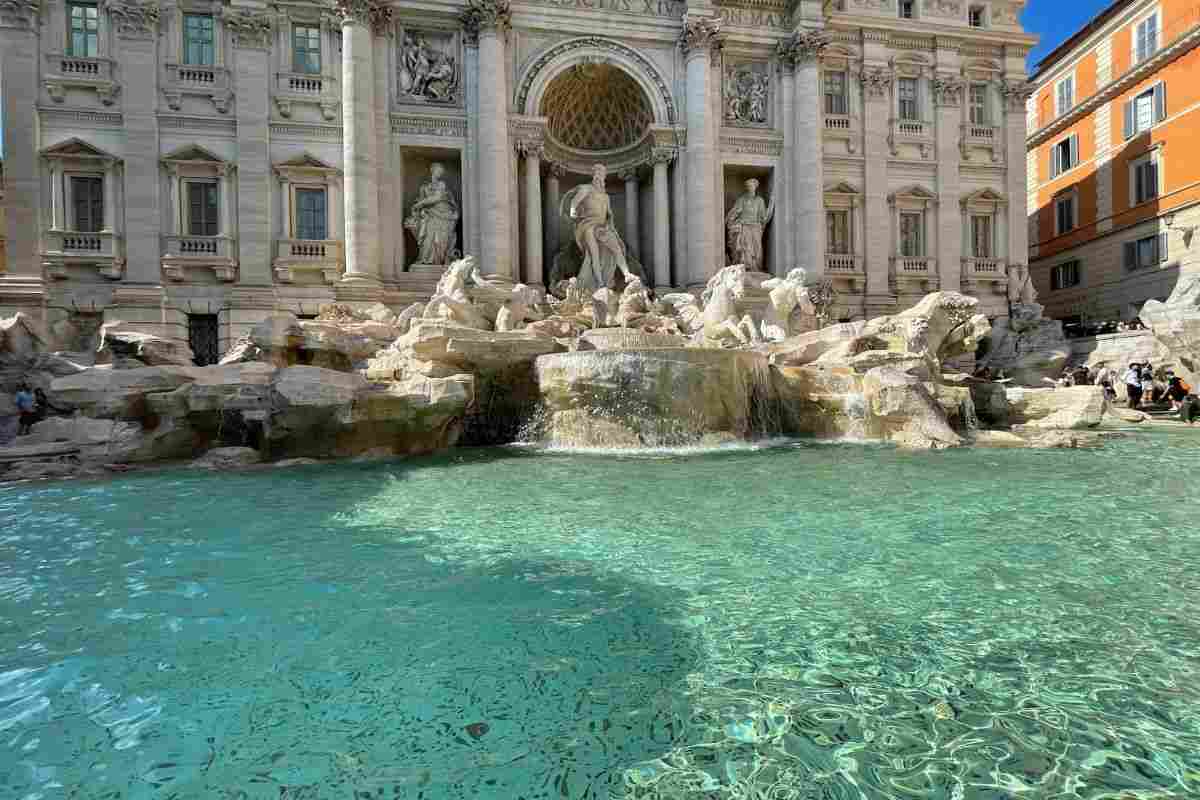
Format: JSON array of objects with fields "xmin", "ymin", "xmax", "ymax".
[
  {"xmin": 14, "ymin": 384, "xmax": 36, "ymax": 436},
  {"xmin": 1124, "ymin": 363, "xmax": 1143, "ymax": 408},
  {"xmin": 1164, "ymin": 372, "xmax": 1191, "ymax": 412}
]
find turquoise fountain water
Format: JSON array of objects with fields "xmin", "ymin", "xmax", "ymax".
[{"xmin": 2, "ymin": 434, "xmax": 1200, "ymax": 798}]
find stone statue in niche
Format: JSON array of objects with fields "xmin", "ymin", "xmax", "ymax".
[
  {"xmin": 724, "ymin": 64, "xmax": 769, "ymax": 125},
  {"xmin": 405, "ymin": 163, "xmax": 460, "ymax": 266},
  {"xmin": 398, "ymin": 31, "xmax": 459, "ymax": 102},
  {"xmin": 560, "ymin": 163, "xmax": 638, "ymax": 292},
  {"xmin": 725, "ymin": 178, "xmax": 775, "ymax": 272}
]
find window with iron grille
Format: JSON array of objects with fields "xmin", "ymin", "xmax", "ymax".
[{"xmin": 188, "ymin": 314, "xmax": 220, "ymax": 367}]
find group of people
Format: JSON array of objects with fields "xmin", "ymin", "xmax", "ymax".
[
  {"xmin": 12, "ymin": 383, "xmax": 49, "ymax": 436},
  {"xmin": 1057, "ymin": 362, "xmax": 1197, "ymax": 421}
]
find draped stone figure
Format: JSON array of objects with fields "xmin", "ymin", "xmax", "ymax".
[
  {"xmin": 725, "ymin": 178, "xmax": 775, "ymax": 272},
  {"xmin": 560, "ymin": 164, "xmax": 636, "ymax": 292},
  {"xmin": 405, "ymin": 163, "xmax": 459, "ymax": 266}
]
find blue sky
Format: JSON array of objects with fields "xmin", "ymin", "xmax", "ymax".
[{"xmin": 1024, "ymin": 0, "xmax": 1114, "ymax": 69}]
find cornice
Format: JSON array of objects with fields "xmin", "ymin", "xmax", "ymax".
[{"xmin": 1027, "ymin": 24, "xmax": 1200, "ymax": 148}]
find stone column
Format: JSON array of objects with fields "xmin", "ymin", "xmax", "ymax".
[
  {"xmin": 774, "ymin": 60, "xmax": 795, "ymax": 274},
  {"xmin": 520, "ymin": 141, "xmax": 544, "ymax": 287},
  {"xmin": 620, "ymin": 169, "xmax": 641, "ymax": 262},
  {"xmin": 1002, "ymin": 79, "xmax": 1034, "ymax": 286},
  {"xmin": 335, "ymin": 0, "xmax": 388, "ymax": 285},
  {"xmin": 463, "ymin": 0, "xmax": 513, "ymax": 279},
  {"xmin": 543, "ymin": 162, "xmax": 564, "ymax": 270},
  {"xmin": 781, "ymin": 30, "xmax": 828, "ymax": 276},
  {"xmin": 934, "ymin": 75, "xmax": 963, "ymax": 293},
  {"xmin": 49, "ymin": 163, "xmax": 65, "ymax": 231},
  {"xmin": 651, "ymin": 150, "xmax": 673, "ymax": 289},
  {"xmin": 860, "ymin": 66, "xmax": 894, "ymax": 310},
  {"xmin": 102, "ymin": 161, "xmax": 117, "ymax": 233},
  {"xmin": 111, "ymin": 1, "xmax": 162, "ymax": 283},
  {"xmin": 226, "ymin": 8, "xmax": 275, "ymax": 285},
  {"xmin": 0, "ymin": 0, "xmax": 43, "ymax": 292},
  {"xmin": 680, "ymin": 16, "xmax": 722, "ymax": 287}
]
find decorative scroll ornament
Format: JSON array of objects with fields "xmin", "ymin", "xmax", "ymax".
[
  {"xmin": 1000, "ymin": 78, "xmax": 1036, "ymax": 111},
  {"xmin": 0, "ymin": 0, "xmax": 40, "ymax": 29},
  {"xmin": 777, "ymin": 29, "xmax": 830, "ymax": 68},
  {"xmin": 333, "ymin": 0, "xmax": 393, "ymax": 35},
  {"xmin": 223, "ymin": 8, "xmax": 273, "ymax": 49},
  {"xmin": 931, "ymin": 73, "xmax": 965, "ymax": 107},
  {"xmin": 859, "ymin": 66, "xmax": 893, "ymax": 99},
  {"xmin": 460, "ymin": 0, "xmax": 511, "ymax": 44},
  {"xmin": 104, "ymin": 0, "xmax": 159, "ymax": 38},
  {"xmin": 678, "ymin": 13, "xmax": 723, "ymax": 59}
]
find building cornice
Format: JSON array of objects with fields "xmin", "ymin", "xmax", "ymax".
[
  {"xmin": 1026, "ymin": 23, "xmax": 1200, "ymax": 148},
  {"xmin": 827, "ymin": 18, "xmax": 1037, "ymax": 54}
]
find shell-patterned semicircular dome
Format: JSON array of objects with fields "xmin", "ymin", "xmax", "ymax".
[{"xmin": 540, "ymin": 64, "xmax": 654, "ymax": 152}]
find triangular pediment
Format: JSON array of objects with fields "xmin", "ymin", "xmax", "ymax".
[
  {"xmin": 162, "ymin": 144, "xmax": 227, "ymax": 164},
  {"xmin": 277, "ymin": 152, "xmax": 338, "ymax": 171},
  {"xmin": 40, "ymin": 137, "xmax": 118, "ymax": 160},
  {"xmin": 825, "ymin": 181, "xmax": 860, "ymax": 195},
  {"xmin": 964, "ymin": 187, "xmax": 1005, "ymax": 203},
  {"xmin": 891, "ymin": 185, "xmax": 936, "ymax": 200}
]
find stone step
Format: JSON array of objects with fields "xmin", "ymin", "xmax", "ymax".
[{"xmin": 0, "ymin": 441, "xmax": 81, "ymax": 463}]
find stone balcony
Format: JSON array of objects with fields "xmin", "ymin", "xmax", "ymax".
[
  {"xmin": 163, "ymin": 63, "xmax": 232, "ymax": 113},
  {"xmin": 43, "ymin": 53, "xmax": 118, "ymax": 105},
  {"xmin": 273, "ymin": 239, "xmax": 344, "ymax": 284},
  {"xmin": 161, "ymin": 235, "xmax": 237, "ymax": 282},
  {"xmin": 889, "ymin": 255, "xmax": 939, "ymax": 293},
  {"xmin": 274, "ymin": 72, "xmax": 338, "ymax": 120},
  {"xmin": 822, "ymin": 114, "xmax": 859, "ymax": 153},
  {"xmin": 42, "ymin": 230, "xmax": 123, "ymax": 280},
  {"xmin": 960, "ymin": 123, "xmax": 1002, "ymax": 162},
  {"xmin": 888, "ymin": 118, "xmax": 933, "ymax": 158},
  {"xmin": 825, "ymin": 252, "xmax": 866, "ymax": 291},
  {"xmin": 961, "ymin": 257, "xmax": 1008, "ymax": 295}
]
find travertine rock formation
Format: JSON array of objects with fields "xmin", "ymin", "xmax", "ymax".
[{"xmin": 1140, "ymin": 275, "xmax": 1200, "ymax": 386}]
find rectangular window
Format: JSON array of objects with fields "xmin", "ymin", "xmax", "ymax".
[
  {"xmin": 292, "ymin": 24, "xmax": 321, "ymax": 75},
  {"xmin": 70, "ymin": 176, "xmax": 104, "ymax": 232},
  {"xmin": 1051, "ymin": 261, "xmax": 1081, "ymax": 291},
  {"xmin": 1055, "ymin": 75, "xmax": 1074, "ymax": 117},
  {"xmin": 969, "ymin": 84, "xmax": 988, "ymax": 125},
  {"xmin": 1050, "ymin": 134, "xmax": 1079, "ymax": 177},
  {"xmin": 969, "ymin": 5, "xmax": 985, "ymax": 27},
  {"xmin": 899, "ymin": 212, "xmax": 923, "ymax": 257},
  {"xmin": 1055, "ymin": 194, "xmax": 1076, "ymax": 235},
  {"xmin": 1133, "ymin": 155, "xmax": 1159, "ymax": 205},
  {"xmin": 898, "ymin": 77, "xmax": 919, "ymax": 121},
  {"xmin": 971, "ymin": 215, "xmax": 992, "ymax": 258},
  {"xmin": 68, "ymin": 2, "xmax": 99, "ymax": 58},
  {"xmin": 183, "ymin": 14, "xmax": 215, "ymax": 66},
  {"xmin": 1125, "ymin": 233, "xmax": 1168, "ymax": 270},
  {"xmin": 826, "ymin": 210, "xmax": 851, "ymax": 254},
  {"xmin": 187, "ymin": 181, "xmax": 219, "ymax": 236},
  {"xmin": 824, "ymin": 71, "xmax": 848, "ymax": 116},
  {"xmin": 295, "ymin": 188, "xmax": 327, "ymax": 240},
  {"xmin": 1124, "ymin": 83, "xmax": 1166, "ymax": 138},
  {"xmin": 899, "ymin": 0, "xmax": 916, "ymax": 19},
  {"xmin": 1135, "ymin": 13, "xmax": 1159, "ymax": 64}
]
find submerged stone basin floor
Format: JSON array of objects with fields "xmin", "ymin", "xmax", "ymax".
[{"xmin": 1, "ymin": 432, "xmax": 1198, "ymax": 799}]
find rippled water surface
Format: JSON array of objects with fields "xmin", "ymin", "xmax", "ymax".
[{"xmin": 2, "ymin": 433, "xmax": 1200, "ymax": 799}]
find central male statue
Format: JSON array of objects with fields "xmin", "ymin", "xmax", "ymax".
[
  {"xmin": 562, "ymin": 163, "xmax": 635, "ymax": 291},
  {"xmin": 725, "ymin": 178, "xmax": 774, "ymax": 272}
]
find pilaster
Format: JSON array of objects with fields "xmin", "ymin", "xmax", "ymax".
[
  {"xmin": 860, "ymin": 65, "xmax": 894, "ymax": 308},
  {"xmin": 779, "ymin": 29, "xmax": 828, "ymax": 277},
  {"xmin": 0, "ymin": 0, "xmax": 43, "ymax": 299},
  {"xmin": 1002, "ymin": 79, "xmax": 1034, "ymax": 282},
  {"xmin": 774, "ymin": 62, "xmax": 795, "ymax": 275},
  {"xmin": 933, "ymin": 74, "xmax": 964, "ymax": 293},
  {"xmin": 227, "ymin": 6, "xmax": 274, "ymax": 285}
]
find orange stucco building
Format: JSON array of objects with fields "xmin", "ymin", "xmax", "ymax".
[{"xmin": 1026, "ymin": 0, "xmax": 1200, "ymax": 322}]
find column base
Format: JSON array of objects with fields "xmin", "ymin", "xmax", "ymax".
[{"xmin": 335, "ymin": 274, "xmax": 385, "ymax": 303}]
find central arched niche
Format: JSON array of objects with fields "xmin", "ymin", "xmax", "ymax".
[{"xmin": 539, "ymin": 64, "xmax": 653, "ymax": 153}]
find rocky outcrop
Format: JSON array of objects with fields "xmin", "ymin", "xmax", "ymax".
[
  {"xmin": 1140, "ymin": 274, "xmax": 1200, "ymax": 386},
  {"xmin": 96, "ymin": 322, "xmax": 195, "ymax": 367},
  {"xmin": 221, "ymin": 313, "xmax": 401, "ymax": 372},
  {"xmin": 977, "ymin": 304, "xmax": 1070, "ymax": 387},
  {"xmin": 49, "ymin": 366, "xmax": 201, "ymax": 419},
  {"xmin": 1006, "ymin": 385, "xmax": 1108, "ymax": 430},
  {"xmin": 191, "ymin": 447, "xmax": 263, "ymax": 469},
  {"xmin": 861, "ymin": 367, "xmax": 963, "ymax": 449}
]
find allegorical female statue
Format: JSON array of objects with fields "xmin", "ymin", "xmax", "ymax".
[
  {"xmin": 405, "ymin": 163, "xmax": 459, "ymax": 266},
  {"xmin": 725, "ymin": 178, "xmax": 775, "ymax": 272}
]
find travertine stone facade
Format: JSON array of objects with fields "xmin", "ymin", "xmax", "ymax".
[
  {"xmin": 1026, "ymin": 0, "xmax": 1200, "ymax": 322},
  {"xmin": 0, "ymin": 0, "xmax": 1033, "ymax": 357}
]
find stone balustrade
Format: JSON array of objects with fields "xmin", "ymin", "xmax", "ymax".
[
  {"xmin": 43, "ymin": 53, "xmax": 118, "ymax": 104},
  {"xmin": 166, "ymin": 63, "xmax": 231, "ymax": 90},
  {"xmin": 961, "ymin": 257, "xmax": 1008, "ymax": 295},
  {"xmin": 273, "ymin": 239, "xmax": 344, "ymax": 284}
]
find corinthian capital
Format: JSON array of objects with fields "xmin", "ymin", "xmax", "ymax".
[
  {"xmin": 1000, "ymin": 78, "xmax": 1036, "ymax": 111},
  {"xmin": 678, "ymin": 13, "xmax": 723, "ymax": 60},
  {"xmin": 777, "ymin": 29, "xmax": 830, "ymax": 68},
  {"xmin": 223, "ymin": 8, "xmax": 273, "ymax": 49},
  {"xmin": 932, "ymin": 73, "xmax": 965, "ymax": 107},
  {"xmin": 334, "ymin": 0, "xmax": 393, "ymax": 35},
  {"xmin": 859, "ymin": 66, "xmax": 893, "ymax": 99},
  {"xmin": 0, "ymin": 0, "xmax": 40, "ymax": 30},
  {"xmin": 461, "ymin": 0, "xmax": 511, "ymax": 44},
  {"xmin": 104, "ymin": 0, "xmax": 159, "ymax": 38}
]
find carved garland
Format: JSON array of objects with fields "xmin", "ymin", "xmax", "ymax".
[
  {"xmin": 516, "ymin": 37, "xmax": 678, "ymax": 125},
  {"xmin": 460, "ymin": 0, "xmax": 511, "ymax": 44},
  {"xmin": 223, "ymin": 8, "xmax": 273, "ymax": 49},
  {"xmin": 104, "ymin": 0, "xmax": 159, "ymax": 38}
]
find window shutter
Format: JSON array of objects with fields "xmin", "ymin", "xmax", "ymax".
[
  {"xmin": 1123, "ymin": 100, "xmax": 1135, "ymax": 139},
  {"xmin": 1154, "ymin": 82, "xmax": 1166, "ymax": 123},
  {"xmin": 1158, "ymin": 232, "xmax": 1169, "ymax": 263},
  {"xmin": 1050, "ymin": 147, "xmax": 1059, "ymax": 178},
  {"xmin": 1124, "ymin": 241, "xmax": 1137, "ymax": 270},
  {"xmin": 1069, "ymin": 134, "xmax": 1079, "ymax": 168},
  {"xmin": 1148, "ymin": 159, "xmax": 1159, "ymax": 199}
]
